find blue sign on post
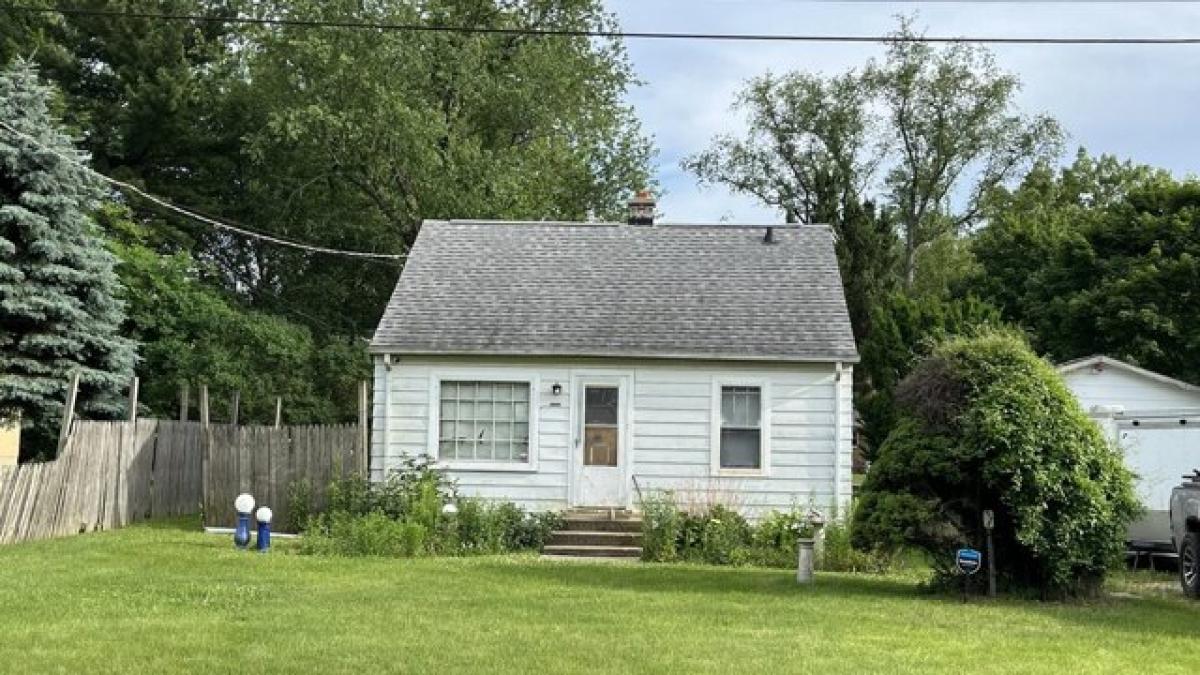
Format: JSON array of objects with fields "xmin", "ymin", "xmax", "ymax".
[{"xmin": 956, "ymin": 548, "xmax": 983, "ymax": 575}]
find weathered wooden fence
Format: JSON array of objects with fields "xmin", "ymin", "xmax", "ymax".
[
  {"xmin": 0, "ymin": 420, "xmax": 201, "ymax": 544},
  {"xmin": 203, "ymin": 423, "xmax": 363, "ymax": 532},
  {"xmin": 0, "ymin": 419, "xmax": 365, "ymax": 545}
]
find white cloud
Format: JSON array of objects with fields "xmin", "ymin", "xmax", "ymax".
[{"xmin": 607, "ymin": 0, "xmax": 1200, "ymax": 221}]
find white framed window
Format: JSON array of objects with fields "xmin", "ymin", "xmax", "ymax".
[
  {"xmin": 711, "ymin": 379, "xmax": 770, "ymax": 475},
  {"xmin": 429, "ymin": 372, "xmax": 539, "ymax": 472}
]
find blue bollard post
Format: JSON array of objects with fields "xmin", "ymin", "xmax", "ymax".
[
  {"xmin": 234, "ymin": 493, "xmax": 255, "ymax": 550},
  {"xmin": 255, "ymin": 507, "xmax": 273, "ymax": 553}
]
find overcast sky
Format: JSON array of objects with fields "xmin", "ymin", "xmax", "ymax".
[{"xmin": 603, "ymin": 1, "xmax": 1200, "ymax": 223}]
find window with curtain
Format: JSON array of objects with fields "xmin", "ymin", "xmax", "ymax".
[
  {"xmin": 438, "ymin": 381, "xmax": 530, "ymax": 462},
  {"xmin": 720, "ymin": 386, "xmax": 761, "ymax": 469}
]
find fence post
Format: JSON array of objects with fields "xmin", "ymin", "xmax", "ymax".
[
  {"xmin": 127, "ymin": 376, "xmax": 139, "ymax": 424},
  {"xmin": 199, "ymin": 385, "xmax": 210, "ymax": 427},
  {"xmin": 179, "ymin": 384, "xmax": 189, "ymax": 422},
  {"xmin": 230, "ymin": 391, "xmax": 240, "ymax": 427},
  {"xmin": 358, "ymin": 380, "xmax": 369, "ymax": 476},
  {"xmin": 274, "ymin": 397, "xmax": 282, "ymax": 429},
  {"xmin": 56, "ymin": 370, "xmax": 80, "ymax": 456}
]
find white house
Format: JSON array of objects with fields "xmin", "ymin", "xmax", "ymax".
[
  {"xmin": 1059, "ymin": 355, "xmax": 1200, "ymax": 548},
  {"xmin": 368, "ymin": 202, "xmax": 857, "ymax": 520}
]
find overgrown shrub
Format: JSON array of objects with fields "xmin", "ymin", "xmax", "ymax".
[
  {"xmin": 817, "ymin": 519, "xmax": 893, "ymax": 574},
  {"xmin": 640, "ymin": 492, "xmax": 683, "ymax": 562},
  {"xmin": 749, "ymin": 508, "xmax": 816, "ymax": 568},
  {"xmin": 300, "ymin": 512, "xmax": 427, "ymax": 557},
  {"xmin": 695, "ymin": 505, "xmax": 752, "ymax": 566},
  {"xmin": 638, "ymin": 492, "xmax": 852, "ymax": 570},
  {"xmin": 301, "ymin": 456, "xmax": 560, "ymax": 558},
  {"xmin": 852, "ymin": 329, "xmax": 1140, "ymax": 597},
  {"xmin": 286, "ymin": 478, "xmax": 313, "ymax": 533},
  {"xmin": 327, "ymin": 456, "xmax": 457, "ymax": 524}
]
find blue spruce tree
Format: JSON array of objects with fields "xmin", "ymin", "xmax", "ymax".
[{"xmin": 0, "ymin": 61, "xmax": 136, "ymax": 458}]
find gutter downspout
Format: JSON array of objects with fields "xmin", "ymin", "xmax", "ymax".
[
  {"xmin": 377, "ymin": 354, "xmax": 393, "ymax": 481},
  {"xmin": 833, "ymin": 361, "xmax": 844, "ymax": 517}
]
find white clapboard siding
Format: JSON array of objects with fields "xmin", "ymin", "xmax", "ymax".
[{"xmin": 372, "ymin": 357, "xmax": 853, "ymax": 518}]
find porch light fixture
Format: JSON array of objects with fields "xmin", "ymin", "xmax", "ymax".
[{"xmin": 551, "ymin": 382, "xmax": 563, "ymax": 396}]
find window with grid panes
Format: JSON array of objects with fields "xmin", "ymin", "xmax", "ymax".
[
  {"xmin": 719, "ymin": 386, "xmax": 761, "ymax": 469},
  {"xmin": 438, "ymin": 381, "xmax": 531, "ymax": 462}
]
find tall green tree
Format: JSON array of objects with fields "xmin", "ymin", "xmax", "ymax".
[
  {"xmin": 683, "ymin": 70, "xmax": 899, "ymax": 343},
  {"xmin": 856, "ymin": 291, "xmax": 999, "ymax": 459},
  {"xmin": 6, "ymin": 1, "xmax": 653, "ymax": 339},
  {"xmin": 974, "ymin": 151, "xmax": 1200, "ymax": 383},
  {"xmin": 685, "ymin": 18, "xmax": 1063, "ymax": 296},
  {"xmin": 103, "ymin": 205, "xmax": 368, "ymax": 425},
  {"xmin": 0, "ymin": 61, "xmax": 136, "ymax": 457},
  {"xmin": 867, "ymin": 19, "xmax": 1063, "ymax": 285},
  {"xmin": 232, "ymin": 0, "xmax": 652, "ymax": 335}
]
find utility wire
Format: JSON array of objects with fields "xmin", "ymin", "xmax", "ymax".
[
  {"xmin": 5, "ymin": 4, "xmax": 1200, "ymax": 45},
  {"xmin": 0, "ymin": 120, "xmax": 407, "ymax": 262}
]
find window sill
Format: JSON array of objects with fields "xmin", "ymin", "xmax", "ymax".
[
  {"xmin": 438, "ymin": 460, "xmax": 539, "ymax": 473},
  {"xmin": 712, "ymin": 468, "xmax": 769, "ymax": 479}
]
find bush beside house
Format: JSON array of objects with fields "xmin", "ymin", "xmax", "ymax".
[
  {"xmin": 296, "ymin": 457, "xmax": 561, "ymax": 558},
  {"xmin": 640, "ymin": 492, "xmax": 892, "ymax": 573},
  {"xmin": 852, "ymin": 329, "xmax": 1140, "ymax": 597}
]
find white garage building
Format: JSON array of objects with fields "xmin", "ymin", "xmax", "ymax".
[{"xmin": 1059, "ymin": 355, "xmax": 1200, "ymax": 549}]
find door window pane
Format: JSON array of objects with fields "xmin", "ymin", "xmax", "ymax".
[
  {"xmin": 585, "ymin": 387, "xmax": 619, "ymax": 425},
  {"xmin": 584, "ymin": 386, "xmax": 619, "ymax": 466}
]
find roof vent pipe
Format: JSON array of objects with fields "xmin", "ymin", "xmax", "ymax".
[
  {"xmin": 763, "ymin": 226, "xmax": 777, "ymax": 244},
  {"xmin": 627, "ymin": 189, "xmax": 656, "ymax": 226}
]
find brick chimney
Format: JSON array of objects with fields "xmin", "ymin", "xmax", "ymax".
[{"xmin": 627, "ymin": 189, "xmax": 655, "ymax": 225}]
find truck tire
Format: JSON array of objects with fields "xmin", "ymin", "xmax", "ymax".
[{"xmin": 1182, "ymin": 532, "xmax": 1200, "ymax": 599}]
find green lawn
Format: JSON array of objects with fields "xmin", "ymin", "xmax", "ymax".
[{"xmin": 0, "ymin": 520, "xmax": 1195, "ymax": 674}]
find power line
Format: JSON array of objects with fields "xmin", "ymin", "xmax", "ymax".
[
  {"xmin": 0, "ymin": 120, "xmax": 407, "ymax": 262},
  {"xmin": 5, "ymin": 4, "xmax": 1200, "ymax": 45}
]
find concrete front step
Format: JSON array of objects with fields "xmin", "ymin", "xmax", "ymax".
[
  {"xmin": 548, "ymin": 530, "xmax": 643, "ymax": 547},
  {"xmin": 560, "ymin": 517, "xmax": 643, "ymax": 533},
  {"xmin": 542, "ymin": 544, "xmax": 642, "ymax": 558}
]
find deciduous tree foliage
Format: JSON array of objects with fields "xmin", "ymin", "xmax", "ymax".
[
  {"xmin": 974, "ymin": 151, "xmax": 1200, "ymax": 384},
  {"xmin": 3, "ymin": 0, "xmax": 653, "ymax": 422},
  {"xmin": 686, "ymin": 18, "xmax": 1061, "ymax": 293},
  {"xmin": 684, "ymin": 69, "xmax": 899, "ymax": 345},
  {"xmin": 104, "ymin": 206, "xmax": 368, "ymax": 425},
  {"xmin": 867, "ymin": 19, "xmax": 1062, "ymax": 286},
  {"xmin": 236, "ymin": 0, "xmax": 652, "ymax": 335},
  {"xmin": 853, "ymin": 330, "xmax": 1139, "ymax": 598},
  {"xmin": 7, "ymin": 0, "xmax": 652, "ymax": 338},
  {"xmin": 0, "ymin": 61, "xmax": 135, "ymax": 457}
]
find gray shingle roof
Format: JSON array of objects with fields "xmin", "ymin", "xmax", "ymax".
[{"xmin": 371, "ymin": 220, "xmax": 858, "ymax": 362}]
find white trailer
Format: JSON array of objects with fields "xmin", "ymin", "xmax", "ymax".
[{"xmin": 1059, "ymin": 355, "xmax": 1200, "ymax": 549}]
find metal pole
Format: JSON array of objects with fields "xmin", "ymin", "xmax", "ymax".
[
  {"xmin": 983, "ymin": 509, "xmax": 996, "ymax": 598},
  {"xmin": 986, "ymin": 530, "xmax": 996, "ymax": 597},
  {"xmin": 358, "ymin": 380, "xmax": 369, "ymax": 475}
]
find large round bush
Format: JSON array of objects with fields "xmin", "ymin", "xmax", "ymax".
[{"xmin": 852, "ymin": 329, "xmax": 1139, "ymax": 597}]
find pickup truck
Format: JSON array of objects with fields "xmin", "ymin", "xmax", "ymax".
[{"xmin": 1170, "ymin": 470, "xmax": 1200, "ymax": 598}]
